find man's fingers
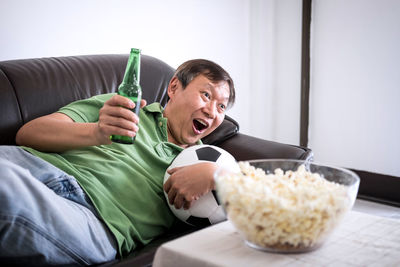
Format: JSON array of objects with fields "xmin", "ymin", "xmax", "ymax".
[
  {"xmin": 107, "ymin": 94, "xmax": 135, "ymax": 109},
  {"xmin": 164, "ymin": 178, "xmax": 192, "ymax": 210},
  {"xmin": 106, "ymin": 115, "xmax": 139, "ymax": 131},
  {"xmin": 167, "ymin": 167, "xmax": 181, "ymax": 175},
  {"xmin": 101, "ymin": 106, "xmax": 138, "ymax": 123},
  {"xmin": 167, "ymin": 186, "xmax": 177, "ymax": 206},
  {"xmin": 107, "ymin": 95, "xmax": 147, "ymax": 111},
  {"xmin": 183, "ymin": 199, "xmax": 192, "ymax": 210},
  {"xmin": 95, "ymin": 95, "xmax": 146, "ymax": 144},
  {"xmin": 140, "ymin": 99, "xmax": 147, "ymax": 108},
  {"xmin": 105, "ymin": 124, "xmax": 137, "ymax": 138},
  {"xmin": 173, "ymin": 194, "xmax": 184, "ymax": 209},
  {"xmin": 163, "ymin": 178, "xmax": 171, "ymax": 193}
]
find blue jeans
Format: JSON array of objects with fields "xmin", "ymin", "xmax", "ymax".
[{"xmin": 0, "ymin": 146, "xmax": 117, "ymax": 266}]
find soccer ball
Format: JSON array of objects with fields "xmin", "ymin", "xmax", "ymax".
[{"xmin": 164, "ymin": 144, "xmax": 240, "ymax": 227}]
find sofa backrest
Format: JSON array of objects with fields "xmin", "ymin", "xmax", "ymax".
[{"xmin": 0, "ymin": 54, "xmax": 238, "ymax": 145}]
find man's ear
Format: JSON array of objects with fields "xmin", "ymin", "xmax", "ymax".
[{"xmin": 167, "ymin": 76, "xmax": 179, "ymax": 99}]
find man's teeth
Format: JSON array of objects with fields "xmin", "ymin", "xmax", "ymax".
[{"xmin": 196, "ymin": 120, "xmax": 207, "ymax": 127}]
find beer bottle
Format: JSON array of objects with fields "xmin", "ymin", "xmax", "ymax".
[{"xmin": 111, "ymin": 48, "xmax": 142, "ymax": 144}]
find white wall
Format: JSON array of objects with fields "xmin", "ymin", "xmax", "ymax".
[{"xmin": 310, "ymin": 0, "xmax": 400, "ymax": 176}]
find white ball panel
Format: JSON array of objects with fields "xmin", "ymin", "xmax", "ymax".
[
  {"xmin": 208, "ymin": 206, "xmax": 226, "ymax": 224},
  {"xmin": 189, "ymin": 191, "xmax": 218, "ymax": 217}
]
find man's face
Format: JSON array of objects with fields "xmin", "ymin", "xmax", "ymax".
[{"xmin": 164, "ymin": 74, "xmax": 230, "ymax": 148}]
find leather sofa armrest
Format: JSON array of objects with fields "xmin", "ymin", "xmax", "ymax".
[
  {"xmin": 218, "ymin": 133, "xmax": 313, "ymax": 162},
  {"xmin": 201, "ymin": 115, "xmax": 239, "ymax": 145}
]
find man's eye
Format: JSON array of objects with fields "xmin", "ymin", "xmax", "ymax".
[
  {"xmin": 219, "ymin": 104, "xmax": 226, "ymax": 111},
  {"xmin": 203, "ymin": 92, "xmax": 210, "ymax": 99}
]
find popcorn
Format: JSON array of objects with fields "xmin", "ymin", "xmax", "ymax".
[{"xmin": 217, "ymin": 162, "xmax": 351, "ymax": 250}]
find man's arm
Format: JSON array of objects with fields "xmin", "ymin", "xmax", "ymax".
[
  {"xmin": 16, "ymin": 113, "xmax": 100, "ymax": 152},
  {"xmin": 16, "ymin": 95, "xmax": 146, "ymax": 152},
  {"xmin": 163, "ymin": 162, "xmax": 217, "ymax": 210}
]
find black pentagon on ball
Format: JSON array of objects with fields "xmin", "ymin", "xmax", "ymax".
[
  {"xmin": 195, "ymin": 146, "xmax": 221, "ymax": 162},
  {"xmin": 186, "ymin": 216, "xmax": 212, "ymax": 227},
  {"xmin": 211, "ymin": 190, "xmax": 220, "ymax": 205}
]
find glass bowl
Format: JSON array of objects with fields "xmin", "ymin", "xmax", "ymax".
[{"xmin": 214, "ymin": 159, "xmax": 360, "ymax": 253}]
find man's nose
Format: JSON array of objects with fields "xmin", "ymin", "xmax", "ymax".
[{"xmin": 203, "ymin": 101, "xmax": 217, "ymax": 119}]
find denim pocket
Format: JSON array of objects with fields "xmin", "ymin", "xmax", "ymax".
[
  {"xmin": 45, "ymin": 175, "xmax": 99, "ymax": 217},
  {"xmin": 46, "ymin": 176, "xmax": 81, "ymax": 198}
]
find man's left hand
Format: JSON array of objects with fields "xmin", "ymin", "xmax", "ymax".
[{"xmin": 163, "ymin": 162, "xmax": 217, "ymax": 210}]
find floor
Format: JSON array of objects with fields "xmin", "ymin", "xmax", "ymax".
[{"xmin": 353, "ymin": 199, "xmax": 400, "ymax": 220}]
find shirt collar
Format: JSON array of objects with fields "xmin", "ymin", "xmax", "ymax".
[
  {"xmin": 143, "ymin": 102, "xmax": 203, "ymax": 146},
  {"xmin": 142, "ymin": 102, "xmax": 164, "ymax": 114}
]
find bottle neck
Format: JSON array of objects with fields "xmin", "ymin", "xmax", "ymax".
[{"xmin": 122, "ymin": 49, "xmax": 141, "ymax": 86}]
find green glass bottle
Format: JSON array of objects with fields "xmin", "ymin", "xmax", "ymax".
[{"xmin": 111, "ymin": 48, "xmax": 142, "ymax": 144}]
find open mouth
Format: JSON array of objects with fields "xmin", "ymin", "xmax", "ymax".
[{"xmin": 193, "ymin": 119, "xmax": 208, "ymax": 133}]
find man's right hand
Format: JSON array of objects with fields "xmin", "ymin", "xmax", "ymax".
[{"xmin": 96, "ymin": 95, "xmax": 147, "ymax": 145}]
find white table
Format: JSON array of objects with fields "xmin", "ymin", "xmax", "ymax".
[{"xmin": 153, "ymin": 211, "xmax": 400, "ymax": 267}]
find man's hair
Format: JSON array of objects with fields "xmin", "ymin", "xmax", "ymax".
[{"xmin": 174, "ymin": 59, "xmax": 235, "ymax": 109}]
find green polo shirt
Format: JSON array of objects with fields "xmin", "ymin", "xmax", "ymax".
[{"xmin": 23, "ymin": 93, "xmax": 187, "ymax": 256}]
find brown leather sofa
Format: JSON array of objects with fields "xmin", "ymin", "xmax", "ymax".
[{"xmin": 0, "ymin": 54, "xmax": 312, "ymax": 266}]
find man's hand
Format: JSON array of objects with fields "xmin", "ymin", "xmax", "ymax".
[
  {"xmin": 96, "ymin": 95, "xmax": 147, "ymax": 144},
  {"xmin": 163, "ymin": 162, "xmax": 217, "ymax": 210}
]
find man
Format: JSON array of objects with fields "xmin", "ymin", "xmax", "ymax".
[{"xmin": 0, "ymin": 59, "xmax": 235, "ymax": 265}]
